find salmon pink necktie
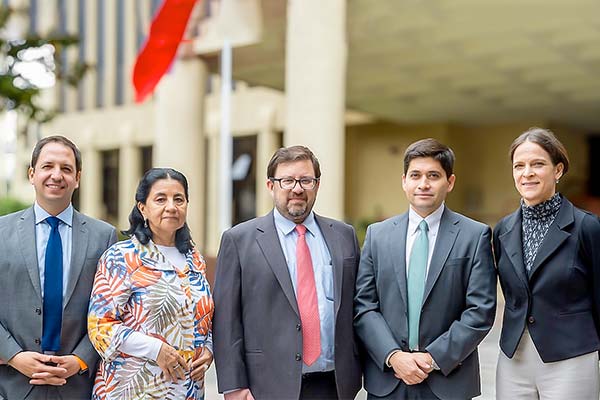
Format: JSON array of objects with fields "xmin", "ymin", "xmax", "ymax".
[{"xmin": 295, "ymin": 224, "xmax": 321, "ymax": 366}]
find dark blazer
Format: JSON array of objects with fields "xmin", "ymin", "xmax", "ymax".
[
  {"xmin": 354, "ymin": 208, "xmax": 497, "ymax": 400},
  {"xmin": 0, "ymin": 207, "xmax": 117, "ymax": 400},
  {"xmin": 213, "ymin": 211, "xmax": 362, "ymax": 400},
  {"xmin": 494, "ymin": 196, "xmax": 600, "ymax": 362}
]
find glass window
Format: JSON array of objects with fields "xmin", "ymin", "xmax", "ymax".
[{"xmin": 101, "ymin": 150, "xmax": 119, "ymax": 223}]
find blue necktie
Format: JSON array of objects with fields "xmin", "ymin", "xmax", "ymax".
[
  {"xmin": 42, "ymin": 216, "xmax": 63, "ymax": 352},
  {"xmin": 407, "ymin": 220, "xmax": 429, "ymax": 350}
]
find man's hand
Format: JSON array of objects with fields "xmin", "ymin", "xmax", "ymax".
[
  {"xmin": 389, "ymin": 351, "xmax": 429, "ymax": 385},
  {"xmin": 190, "ymin": 347, "xmax": 213, "ymax": 381},
  {"xmin": 7, "ymin": 351, "xmax": 67, "ymax": 386},
  {"xmin": 224, "ymin": 388, "xmax": 255, "ymax": 400},
  {"xmin": 412, "ymin": 352, "xmax": 435, "ymax": 374},
  {"xmin": 30, "ymin": 355, "xmax": 82, "ymax": 385}
]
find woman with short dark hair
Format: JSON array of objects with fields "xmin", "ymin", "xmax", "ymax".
[
  {"xmin": 88, "ymin": 168, "xmax": 213, "ymax": 400},
  {"xmin": 494, "ymin": 128, "xmax": 600, "ymax": 399}
]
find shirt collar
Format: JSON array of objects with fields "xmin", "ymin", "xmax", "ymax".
[
  {"xmin": 408, "ymin": 203, "xmax": 444, "ymax": 234},
  {"xmin": 34, "ymin": 202, "xmax": 73, "ymax": 227},
  {"xmin": 273, "ymin": 208, "xmax": 317, "ymax": 237}
]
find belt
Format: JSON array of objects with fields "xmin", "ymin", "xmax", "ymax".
[{"xmin": 302, "ymin": 370, "xmax": 335, "ymax": 380}]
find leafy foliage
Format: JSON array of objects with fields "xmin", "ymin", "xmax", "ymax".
[
  {"xmin": 0, "ymin": 196, "xmax": 30, "ymax": 216},
  {"xmin": 0, "ymin": 5, "xmax": 88, "ymax": 124}
]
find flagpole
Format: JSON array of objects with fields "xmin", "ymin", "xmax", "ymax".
[{"xmin": 219, "ymin": 38, "xmax": 233, "ymax": 233}]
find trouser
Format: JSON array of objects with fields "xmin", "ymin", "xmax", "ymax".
[{"xmin": 497, "ymin": 328, "xmax": 600, "ymax": 400}]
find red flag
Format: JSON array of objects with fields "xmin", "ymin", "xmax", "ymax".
[{"xmin": 133, "ymin": 0, "xmax": 198, "ymax": 103}]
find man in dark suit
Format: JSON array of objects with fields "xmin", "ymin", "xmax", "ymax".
[
  {"xmin": 354, "ymin": 138, "xmax": 496, "ymax": 400},
  {"xmin": 0, "ymin": 136, "xmax": 117, "ymax": 400},
  {"xmin": 213, "ymin": 145, "xmax": 361, "ymax": 400}
]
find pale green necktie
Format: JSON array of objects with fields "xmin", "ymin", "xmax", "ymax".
[{"xmin": 408, "ymin": 219, "xmax": 429, "ymax": 350}]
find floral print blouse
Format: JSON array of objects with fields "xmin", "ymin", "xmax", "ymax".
[{"xmin": 88, "ymin": 237, "xmax": 213, "ymax": 400}]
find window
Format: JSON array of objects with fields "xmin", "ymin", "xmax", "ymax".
[
  {"xmin": 101, "ymin": 150, "xmax": 119, "ymax": 223},
  {"xmin": 140, "ymin": 145, "xmax": 153, "ymax": 174},
  {"xmin": 232, "ymin": 135, "xmax": 257, "ymax": 224},
  {"xmin": 77, "ymin": 0, "xmax": 86, "ymax": 110}
]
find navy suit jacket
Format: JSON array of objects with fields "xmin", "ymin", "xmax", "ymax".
[
  {"xmin": 494, "ymin": 196, "xmax": 600, "ymax": 362},
  {"xmin": 354, "ymin": 208, "xmax": 497, "ymax": 399}
]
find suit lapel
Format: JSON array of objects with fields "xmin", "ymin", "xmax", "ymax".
[
  {"xmin": 422, "ymin": 208, "xmax": 459, "ymax": 304},
  {"xmin": 17, "ymin": 207, "xmax": 43, "ymax": 301},
  {"xmin": 498, "ymin": 210, "xmax": 529, "ymax": 288},
  {"xmin": 255, "ymin": 212, "xmax": 300, "ymax": 317},
  {"xmin": 528, "ymin": 200, "xmax": 574, "ymax": 279},
  {"xmin": 316, "ymin": 215, "xmax": 344, "ymax": 316},
  {"xmin": 64, "ymin": 211, "xmax": 88, "ymax": 306},
  {"xmin": 391, "ymin": 214, "xmax": 409, "ymax": 308}
]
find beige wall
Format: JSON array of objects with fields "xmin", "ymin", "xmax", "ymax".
[{"xmin": 345, "ymin": 121, "xmax": 592, "ymax": 240}]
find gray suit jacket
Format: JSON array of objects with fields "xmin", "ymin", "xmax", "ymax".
[
  {"xmin": 213, "ymin": 211, "xmax": 362, "ymax": 400},
  {"xmin": 0, "ymin": 207, "xmax": 116, "ymax": 400},
  {"xmin": 354, "ymin": 208, "xmax": 496, "ymax": 399}
]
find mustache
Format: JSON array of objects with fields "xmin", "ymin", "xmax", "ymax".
[{"xmin": 288, "ymin": 193, "xmax": 307, "ymax": 200}]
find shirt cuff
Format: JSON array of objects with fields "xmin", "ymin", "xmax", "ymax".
[
  {"xmin": 430, "ymin": 355, "xmax": 440, "ymax": 370},
  {"xmin": 119, "ymin": 331, "xmax": 164, "ymax": 361},
  {"xmin": 385, "ymin": 349, "xmax": 401, "ymax": 368},
  {"xmin": 72, "ymin": 355, "xmax": 88, "ymax": 372}
]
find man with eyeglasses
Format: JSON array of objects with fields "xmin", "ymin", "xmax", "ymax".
[{"xmin": 213, "ymin": 145, "xmax": 362, "ymax": 400}]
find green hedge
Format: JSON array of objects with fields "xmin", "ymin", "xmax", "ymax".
[{"xmin": 0, "ymin": 197, "xmax": 30, "ymax": 216}]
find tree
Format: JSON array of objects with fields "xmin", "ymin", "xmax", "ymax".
[{"xmin": 0, "ymin": 5, "xmax": 87, "ymax": 125}]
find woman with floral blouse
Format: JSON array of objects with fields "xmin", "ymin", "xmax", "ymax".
[{"xmin": 88, "ymin": 168, "xmax": 213, "ymax": 400}]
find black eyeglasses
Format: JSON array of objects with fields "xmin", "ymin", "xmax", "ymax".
[{"xmin": 269, "ymin": 177, "xmax": 319, "ymax": 190}]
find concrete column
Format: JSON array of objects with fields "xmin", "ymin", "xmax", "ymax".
[
  {"xmin": 118, "ymin": 130, "xmax": 141, "ymax": 229},
  {"xmin": 103, "ymin": 0, "xmax": 117, "ymax": 107},
  {"xmin": 83, "ymin": 0, "xmax": 97, "ymax": 110},
  {"xmin": 285, "ymin": 0, "xmax": 347, "ymax": 220},
  {"xmin": 64, "ymin": 0, "xmax": 78, "ymax": 112},
  {"xmin": 36, "ymin": 0, "xmax": 58, "ymax": 113},
  {"xmin": 79, "ymin": 134, "xmax": 103, "ymax": 219},
  {"xmin": 154, "ymin": 58, "xmax": 207, "ymax": 248},
  {"xmin": 123, "ymin": 0, "xmax": 138, "ymax": 104},
  {"xmin": 255, "ymin": 107, "xmax": 280, "ymax": 217}
]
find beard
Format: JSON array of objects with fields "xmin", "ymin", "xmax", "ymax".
[
  {"xmin": 276, "ymin": 193, "xmax": 312, "ymax": 222},
  {"xmin": 287, "ymin": 203, "xmax": 307, "ymax": 217}
]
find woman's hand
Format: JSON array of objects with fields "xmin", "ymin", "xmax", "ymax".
[
  {"xmin": 156, "ymin": 343, "xmax": 188, "ymax": 383},
  {"xmin": 190, "ymin": 347, "xmax": 213, "ymax": 381}
]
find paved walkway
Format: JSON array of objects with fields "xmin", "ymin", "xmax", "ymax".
[{"xmin": 205, "ymin": 302, "xmax": 504, "ymax": 399}]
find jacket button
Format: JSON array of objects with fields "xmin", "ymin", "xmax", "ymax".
[
  {"xmin": 35, "ymin": 338, "xmax": 41, "ymax": 345},
  {"xmin": 296, "ymin": 323, "xmax": 301, "ymax": 331},
  {"xmin": 528, "ymin": 316, "xmax": 535, "ymax": 324},
  {"xmin": 35, "ymin": 308, "xmax": 42, "ymax": 315},
  {"xmin": 295, "ymin": 353, "xmax": 302, "ymax": 361}
]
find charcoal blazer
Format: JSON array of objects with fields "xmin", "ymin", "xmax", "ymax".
[
  {"xmin": 354, "ymin": 207, "xmax": 497, "ymax": 399},
  {"xmin": 0, "ymin": 207, "xmax": 117, "ymax": 400},
  {"xmin": 494, "ymin": 196, "xmax": 600, "ymax": 362},
  {"xmin": 213, "ymin": 211, "xmax": 362, "ymax": 400}
]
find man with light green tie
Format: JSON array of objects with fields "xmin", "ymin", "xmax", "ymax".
[{"xmin": 354, "ymin": 138, "xmax": 497, "ymax": 400}]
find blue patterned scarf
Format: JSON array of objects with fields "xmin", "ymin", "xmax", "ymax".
[{"xmin": 521, "ymin": 193, "xmax": 562, "ymax": 273}]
